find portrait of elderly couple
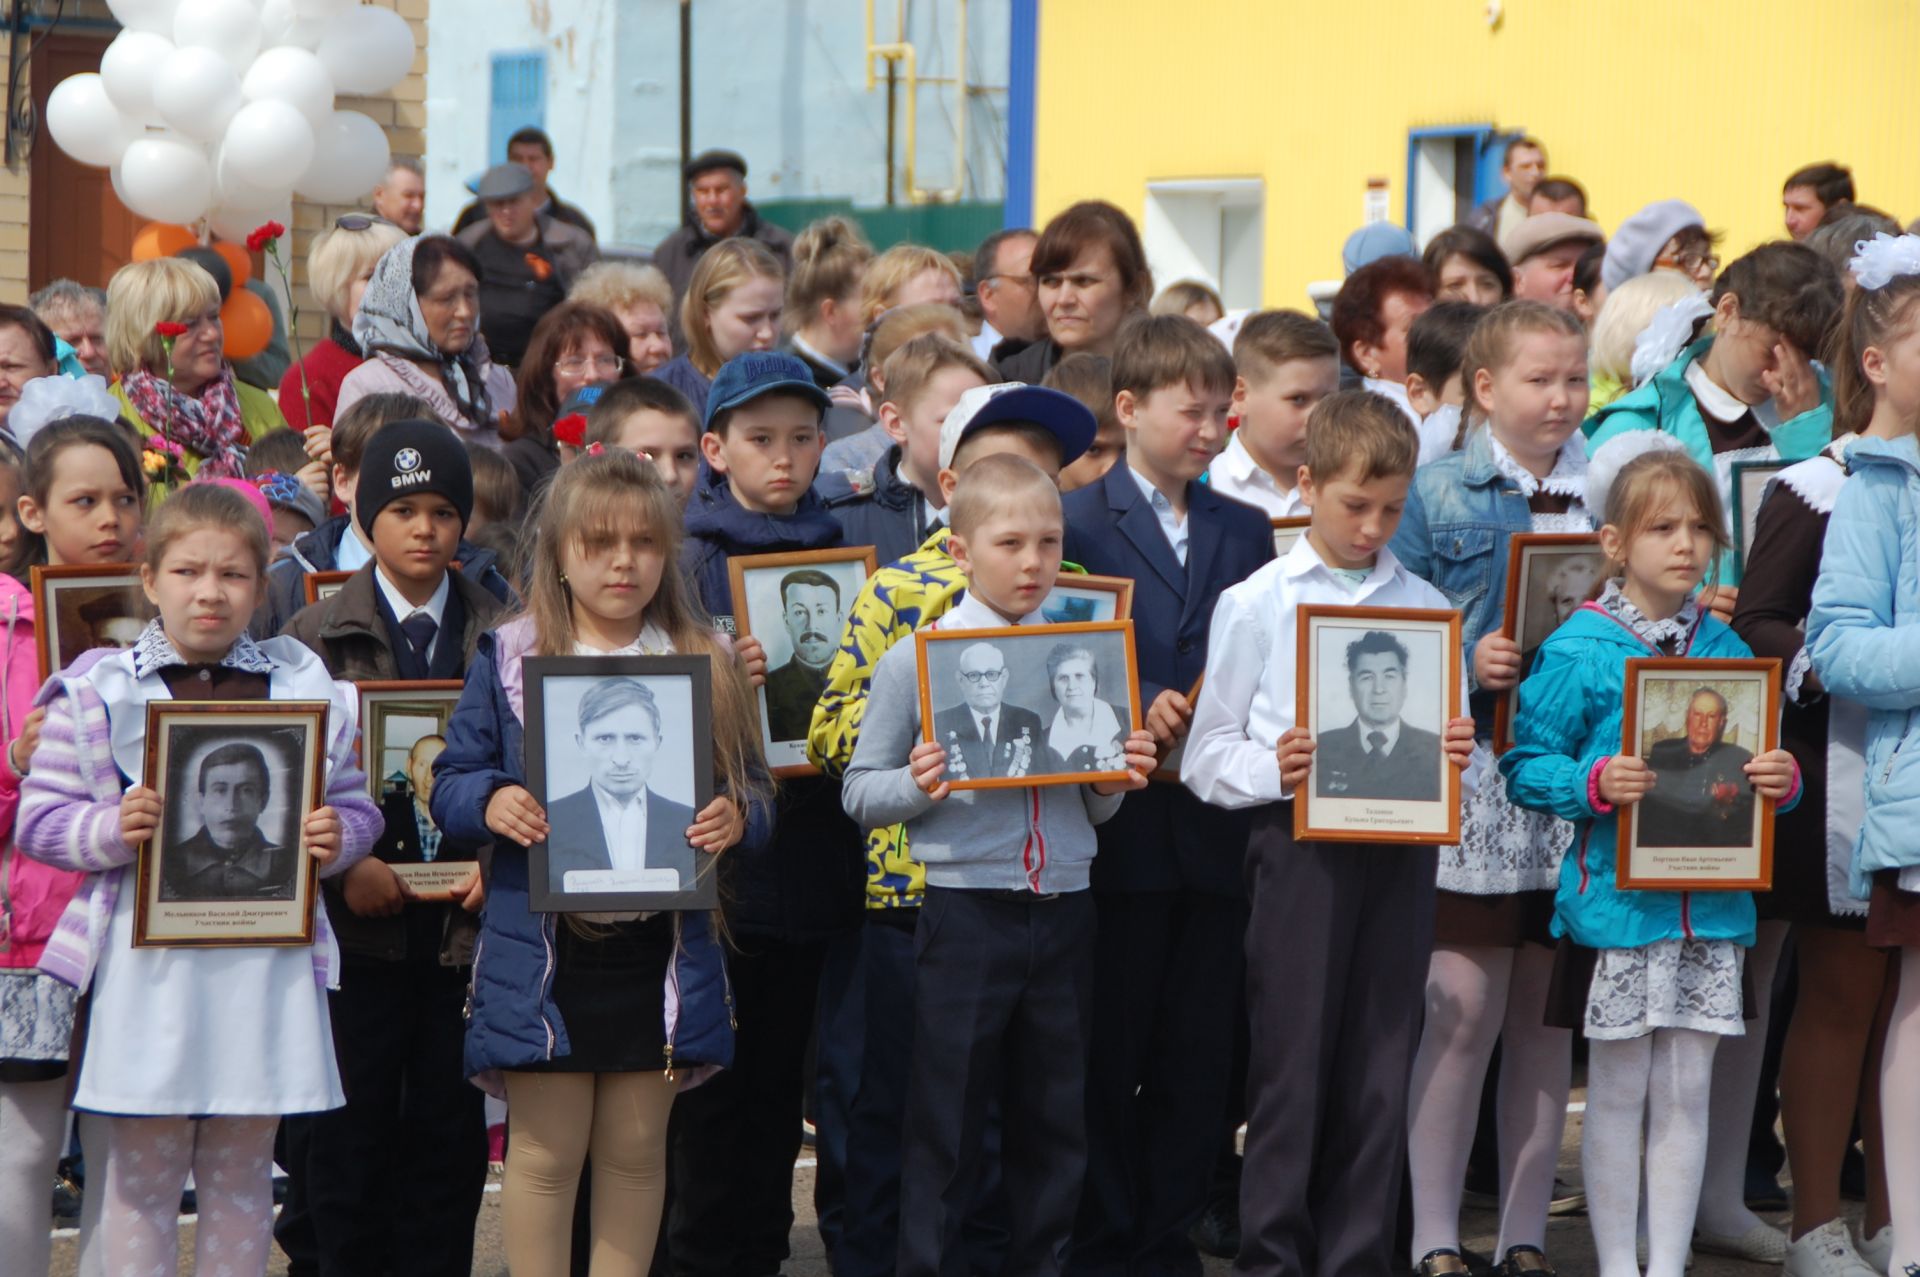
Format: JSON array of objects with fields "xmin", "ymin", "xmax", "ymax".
[{"xmin": 921, "ymin": 624, "xmax": 1140, "ymax": 787}]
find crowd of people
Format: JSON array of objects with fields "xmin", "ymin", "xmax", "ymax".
[{"xmin": 0, "ymin": 128, "xmax": 1913, "ymax": 1277}]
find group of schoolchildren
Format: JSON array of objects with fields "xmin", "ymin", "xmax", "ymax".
[{"xmin": 0, "ymin": 228, "xmax": 1917, "ymax": 1277}]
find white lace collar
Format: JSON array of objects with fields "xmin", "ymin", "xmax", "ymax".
[
  {"xmin": 1597, "ymin": 579, "xmax": 1699, "ymax": 650},
  {"xmin": 1488, "ymin": 432, "xmax": 1589, "ymax": 502},
  {"xmin": 131, "ymin": 619, "xmax": 276, "ymax": 678}
]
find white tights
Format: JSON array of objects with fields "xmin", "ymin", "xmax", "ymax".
[
  {"xmin": 98, "ymin": 1115, "xmax": 278, "ymax": 1277},
  {"xmin": 0, "ymin": 1077, "xmax": 67, "ymax": 1277},
  {"xmin": 1585, "ymin": 1029, "xmax": 1719, "ymax": 1277},
  {"xmin": 1884, "ymin": 946, "xmax": 1920, "ymax": 1273},
  {"xmin": 1693, "ymin": 920, "xmax": 1788, "ymax": 1239},
  {"xmin": 1407, "ymin": 942, "xmax": 1571, "ymax": 1262}
]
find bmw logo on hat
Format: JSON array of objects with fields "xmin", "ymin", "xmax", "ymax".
[{"xmin": 396, "ymin": 447, "xmax": 422, "ymax": 472}]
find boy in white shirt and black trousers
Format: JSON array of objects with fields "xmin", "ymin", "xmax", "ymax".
[{"xmin": 1183, "ymin": 390, "xmax": 1477, "ymax": 1277}]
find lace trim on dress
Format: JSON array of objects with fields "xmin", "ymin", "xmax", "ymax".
[
  {"xmin": 1585, "ymin": 938, "xmax": 1745, "ymax": 1040},
  {"xmin": 1596, "ymin": 579, "xmax": 1698, "ymax": 651},
  {"xmin": 1439, "ymin": 767, "xmax": 1570, "ymax": 895},
  {"xmin": 1489, "ymin": 434, "xmax": 1590, "ymax": 508}
]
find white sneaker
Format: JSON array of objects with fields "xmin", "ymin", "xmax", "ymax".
[
  {"xmin": 1856, "ymin": 1225, "xmax": 1893, "ymax": 1276},
  {"xmin": 1785, "ymin": 1220, "xmax": 1881, "ymax": 1277}
]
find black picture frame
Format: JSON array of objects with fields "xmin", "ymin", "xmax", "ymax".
[{"xmin": 523, "ymin": 654, "xmax": 718, "ymax": 913}]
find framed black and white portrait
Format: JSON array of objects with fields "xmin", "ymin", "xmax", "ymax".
[
  {"xmin": 31, "ymin": 564, "xmax": 155, "ymax": 680},
  {"xmin": 1271, "ymin": 516, "xmax": 1310, "ymax": 558},
  {"xmin": 1620, "ymin": 657, "xmax": 1780, "ymax": 890},
  {"xmin": 1494, "ymin": 533, "xmax": 1604, "ymax": 752},
  {"xmin": 915, "ymin": 621, "xmax": 1142, "ymax": 791},
  {"xmin": 523, "ymin": 656, "xmax": 717, "ymax": 912},
  {"xmin": 358, "ymin": 681, "xmax": 471, "ymax": 899},
  {"xmin": 1294, "ymin": 605, "xmax": 1462, "ymax": 844},
  {"xmin": 726, "ymin": 547, "xmax": 876, "ymax": 777},
  {"xmin": 1729, "ymin": 459, "xmax": 1789, "ymax": 583},
  {"xmin": 1040, "ymin": 574, "xmax": 1134, "ymax": 626},
  {"xmin": 134, "ymin": 700, "xmax": 328, "ymax": 947}
]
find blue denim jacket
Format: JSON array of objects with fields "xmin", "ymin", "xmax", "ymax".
[{"xmin": 1390, "ymin": 428, "xmax": 1545, "ymax": 730}]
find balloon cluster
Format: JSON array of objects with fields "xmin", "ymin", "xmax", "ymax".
[{"xmin": 44, "ymin": 0, "xmax": 412, "ymax": 235}]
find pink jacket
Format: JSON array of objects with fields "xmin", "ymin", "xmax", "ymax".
[{"xmin": 0, "ymin": 577, "xmax": 75, "ymax": 969}]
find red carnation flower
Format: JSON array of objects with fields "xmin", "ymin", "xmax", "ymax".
[
  {"xmin": 153, "ymin": 321, "xmax": 190, "ymax": 338},
  {"xmin": 552, "ymin": 413, "xmax": 588, "ymax": 448},
  {"xmin": 245, "ymin": 220, "xmax": 287, "ymax": 253}
]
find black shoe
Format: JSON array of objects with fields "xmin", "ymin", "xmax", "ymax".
[
  {"xmin": 1743, "ymin": 1165, "xmax": 1789, "ymax": 1212},
  {"xmin": 1190, "ymin": 1193, "xmax": 1240, "ymax": 1259},
  {"xmin": 1462, "ymin": 1247, "xmax": 1496, "ymax": 1277},
  {"xmin": 1492, "ymin": 1245, "xmax": 1557, "ymax": 1277},
  {"xmin": 1415, "ymin": 1248, "xmax": 1472, "ymax": 1277},
  {"xmin": 51, "ymin": 1173, "xmax": 81, "ymax": 1224}
]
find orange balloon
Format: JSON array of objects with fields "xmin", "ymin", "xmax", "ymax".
[
  {"xmin": 131, "ymin": 222, "xmax": 196, "ymax": 262},
  {"xmin": 221, "ymin": 288, "xmax": 272, "ymax": 360},
  {"xmin": 211, "ymin": 241, "xmax": 253, "ymax": 288}
]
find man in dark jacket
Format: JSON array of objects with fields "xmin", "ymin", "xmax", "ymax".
[
  {"xmin": 160, "ymin": 744, "xmax": 296, "ymax": 902},
  {"xmin": 653, "ymin": 149, "xmax": 796, "ymax": 305},
  {"xmin": 456, "ymin": 163, "xmax": 597, "ymax": 368},
  {"xmin": 1640, "ymin": 688, "xmax": 1757, "ymax": 847},
  {"xmin": 1313, "ymin": 630, "xmax": 1443, "ymax": 802},
  {"xmin": 763, "ymin": 568, "xmax": 848, "ymax": 743},
  {"xmin": 451, "ymin": 126, "xmax": 597, "ymax": 240}
]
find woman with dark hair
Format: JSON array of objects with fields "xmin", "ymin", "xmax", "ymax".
[
  {"xmin": 501, "ymin": 301, "xmax": 630, "ymax": 494},
  {"xmin": 335, "ymin": 235, "xmax": 517, "ymax": 444},
  {"xmin": 998, "ymin": 200, "xmax": 1153, "ymax": 381},
  {"xmin": 1423, "ymin": 226, "xmax": 1513, "ymax": 308},
  {"xmin": 1331, "ymin": 256, "xmax": 1435, "ymax": 424}
]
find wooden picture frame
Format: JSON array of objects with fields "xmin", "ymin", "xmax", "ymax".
[
  {"xmin": 1271, "ymin": 516, "xmax": 1311, "ymax": 558},
  {"xmin": 1618, "ymin": 656, "xmax": 1781, "ymax": 890},
  {"xmin": 1294, "ymin": 605, "xmax": 1463, "ymax": 844},
  {"xmin": 1729, "ymin": 459, "xmax": 1790, "ymax": 584},
  {"xmin": 356, "ymin": 681, "xmax": 472, "ymax": 900},
  {"xmin": 916, "ymin": 620, "xmax": 1143, "ymax": 792},
  {"xmin": 30, "ymin": 563, "xmax": 154, "ymax": 680},
  {"xmin": 303, "ymin": 570, "xmax": 353, "ymax": 606},
  {"xmin": 133, "ymin": 699, "xmax": 329, "ymax": 947},
  {"xmin": 1150, "ymin": 674, "xmax": 1203, "ymax": 784},
  {"xmin": 523, "ymin": 655, "xmax": 718, "ymax": 913},
  {"xmin": 1493, "ymin": 533, "xmax": 1605, "ymax": 753},
  {"xmin": 1040, "ymin": 574, "xmax": 1135, "ymax": 625},
  {"xmin": 726, "ymin": 545, "xmax": 878, "ymax": 778}
]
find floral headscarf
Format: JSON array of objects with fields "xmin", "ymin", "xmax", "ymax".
[{"xmin": 352, "ymin": 236, "xmax": 496, "ymax": 430}]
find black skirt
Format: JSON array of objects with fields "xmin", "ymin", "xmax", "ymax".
[
  {"xmin": 523, "ymin": 914, "xmax": 674, "ymax": 1073},
  {"xmin": 1433, "ymin": 888, "xmax": 1556, "ymax": 949}
]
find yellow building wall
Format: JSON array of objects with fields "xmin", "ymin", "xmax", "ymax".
[{"xmin": 1032, "ymin": 0, "xmax": 1920, "ymax": 308}]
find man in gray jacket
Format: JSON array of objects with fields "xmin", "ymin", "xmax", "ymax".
[{"xmin": 653, "ymin": 149, "xmax": 795, "ymax": 305}]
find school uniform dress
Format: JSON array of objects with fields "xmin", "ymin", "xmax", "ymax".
[
  {"xmin": 1060, "ymin": 463, "xmax": 1273, "ymax": 1277},
  {"xmin": 1205, "ymin": 432, "xmax": 1309, "ymax": 519},
  {"xmin": 1182, "ymin": 538, "xmax": 1469, "ymax": 1277}
]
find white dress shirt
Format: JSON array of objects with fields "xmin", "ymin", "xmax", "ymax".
[
  {"xmin": 373, "ymin": 565, "xmax": 450, "ymax": 663},
  {"xmin": 1127, "ymin": 465, "xmax": 1189, "ymax": 565},
  {"xmin": 1363, "ymin": 377, "xmax": 1424, "ymax": 430},
  {"xmin": 592, "ymin": 784, "xmax": 650, "ymax": 873},
  {"xmin": 1207, "ymin": 432, "xmax": 1309, "ymax": 518},
  {"xmin": 336, "ymin": 524, "xmax": 373, "ymax": 572},
  {"xmin": 1180, "ymin": 535, "xmax": 1469, "ymax": 809},
  {"xmin": 971, "ymin": 320, "xmax": 1003, "ymax": 362}
]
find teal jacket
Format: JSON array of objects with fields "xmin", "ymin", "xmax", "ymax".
[
  {"xmin": 1807, "ymin": 434, "xmax": 1920, "ymax": 894},
  {"xmin": 1500, "ymin": 603, "xmax": 1792, "ymax": 950},
  {"xmin": 1585, "ymin": 337, "xmax": 1833, "ymax": 581}
]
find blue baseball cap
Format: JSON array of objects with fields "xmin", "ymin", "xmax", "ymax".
[
  {"xmin": 704, "ymin": 351, "xmax": 830, "ymax": 430},
  {"xmin": 1342, "ymin": 222, "xmax": 1418, "ymax": 274},
  {"xmin": 937, "ymin": 382, "xmax": 1096, "ymax": 471}
]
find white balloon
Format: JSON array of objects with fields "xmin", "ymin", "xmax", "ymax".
[
  {"xmin": 100, "ymin": 31, "xmax": 176, "ymax": 124},
  {"xmin": 242, "ymin": 46, "xmax": 335, "ymax": 125},
  {"xmin": 258, "ymin": 0, "xmax": 327, "ymax": 49},
  {"xmin": 221, "ymin": 99, "xmax": 315, "ymax": 191},
  {"xmin": 107, "ymin": 0, "xmax": 180, "ymax": 35},
  {"xmin": 208, "ymin": 197, "xmax": 293, "ymax": 244},
  {"xmin": 152, "ymin": 46, "xmax": 244, "ymax": 142},
  {"xmin": 315, "ymin": 5, "xmax": 414, "ymax": 95},
  {"xmin": 295, "ymin": 108, "xmax": 388, "ymax": 202},
  {"xmin": 172, "ymin": 0, "xmax": 262, "ymax": 74},
  {"xmin": 45, "ymin": 74, "xmax": 136, "ymax": 168},
  {"xmin": 118, "ymin": 135, "xmax": 215, "ymax": 224},
  {"xmin": 292, "ymin": 0, "xmax": 353, "ymax": 16}
]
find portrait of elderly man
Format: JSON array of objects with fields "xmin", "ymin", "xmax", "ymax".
[
  {"xmin": 546, "ymin": 677, "xmax": 696, "ymax": 890},
  {"xmin": 932, "ymin": 640, "xmax": 1044, "ymax": 781},
  {"xmin": 1315, "ymin": 630, "xmax": 1443, "ymax": 801},
  {"xmin": 762, "ymin": 569, "xmax": 847, "ymax": 743},
  {"xmin": 1639, "ymin": 687, "xmax": 1756, "ymax": 848},
  {"xmin": 160, "ymin": 742, "xmax": 298, "ymax": 902}
]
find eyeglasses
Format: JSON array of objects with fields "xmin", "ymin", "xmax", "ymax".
[
  {"xmin": 979, "ymin": 273, "xmax": 1034, "ymax": 290},
  {"xmin": 1657, "ymin": 250, "xmax": 1720, "ymax": 277},
  {"xmin": 335, "ymin": 214, "xmax": 397, "ymax": 232},
  {"xmin": 556, "ymin": 353, "xmax": 628, "ymax": 377},
  {"xmin": 957, "ymin": 668, "xmax": 1007, "ymax": 685}
]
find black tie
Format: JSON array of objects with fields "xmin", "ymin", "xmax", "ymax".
[
  {"xmin": 980, "ymin": 715, "xmax": 994, "ymax": 748},
  {"xmin": 401, "ymin": 613, "xmax": 437, "ymax": 660},
  {"xmin": 1367, "ymin": 730, "xmax": 1387, "ymax": 760}
]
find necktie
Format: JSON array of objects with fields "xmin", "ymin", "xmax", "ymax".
[
  {"xmin": 980, "ymin": 715, "xmax": 994, "ymax": 748},
  {"xmin": 401, "ymin": 612, "xmax": 438, "ymax": 660},
  {"xmin": 1367, "ymin": 730, "xmax": 1387, "ymax": 760}
]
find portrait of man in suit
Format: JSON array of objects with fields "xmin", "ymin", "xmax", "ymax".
[
  {"xmin": 160, "ymin": 742, "xmax": 299, "ymax": 902},
  {"xmin": 932, "ymin": 640, "xmax": 1045, "ymax": 780},
  {"xmin": 763, "ymin": 569, "xmax": 845, "ymax": 743},
  {"xmin": 375, "ymin": 734, "xmax": 446, "ymax": 865},
  {"xmin": 546, "ymin": 677, "xmax": 697, "ymax": 892},
  {"xmin": 1315, "ymin": 630, "xmax": 1443, "ymax": 801},
  {"xmin": 1639, "ymin": 687, "xmax": 1755, "ymax": 848}
]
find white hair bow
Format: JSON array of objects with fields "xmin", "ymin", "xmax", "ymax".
[
  {"xmin": 9, "ymin": 374, "xmax": 119, "ymax": 451},
  {"xmin": 1630, "ymin": 294, "xmax": 1714, "ymax": 390},
  {"xmin": 1849, "ymin": 232, "xmax": 1920, "ymax": 291}
]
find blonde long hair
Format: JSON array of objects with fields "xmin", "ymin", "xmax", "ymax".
[
  {"xmin": 681, "ymin": 239, "xmax": 785, "ymax": 377},
  {"xmin": 519, "ymin": 449, "xmax": 767, "ymax": 815}
]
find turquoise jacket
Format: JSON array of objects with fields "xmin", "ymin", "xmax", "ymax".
[
  {"xmin": 1585, "ymin": 337, "xmax": 1833, "ymax": 581},
  {"xmin": 1500, "ymin": 603, "xmax": 1790, "ymax": 950},
  {"xmin": 1807, "ymin": 434, "xmax": 1920, "ymax": 895}
]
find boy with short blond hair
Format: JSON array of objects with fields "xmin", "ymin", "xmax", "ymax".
[
  {"xmin": 843, "ymin": 453, "xmax": 1156, "ymax": 1277},
  {"xmin": 1183, "ymin": 389, "xmax": 1478, "ymax": 1277},
  {"xmin": 1213, "ymin": 309, "xmax": 1341, "ymax": 517},
  {"xmin": 1061, "ymin": 313, "xmax": 1275, "ymax": 1273}
]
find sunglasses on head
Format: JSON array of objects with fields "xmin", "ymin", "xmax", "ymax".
[{"xmin": 334, "ymin": 214, "xmax": 397, "ymax": 232}]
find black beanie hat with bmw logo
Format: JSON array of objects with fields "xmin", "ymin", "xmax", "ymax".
[{"xmin": 356, "ymin": 419, "xmax": 475, "ymax": 536}]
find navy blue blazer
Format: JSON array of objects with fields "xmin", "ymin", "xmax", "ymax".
[{"xmin": 1061, "ymin": 463, "xmax": 1274, "ymax": 894}]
